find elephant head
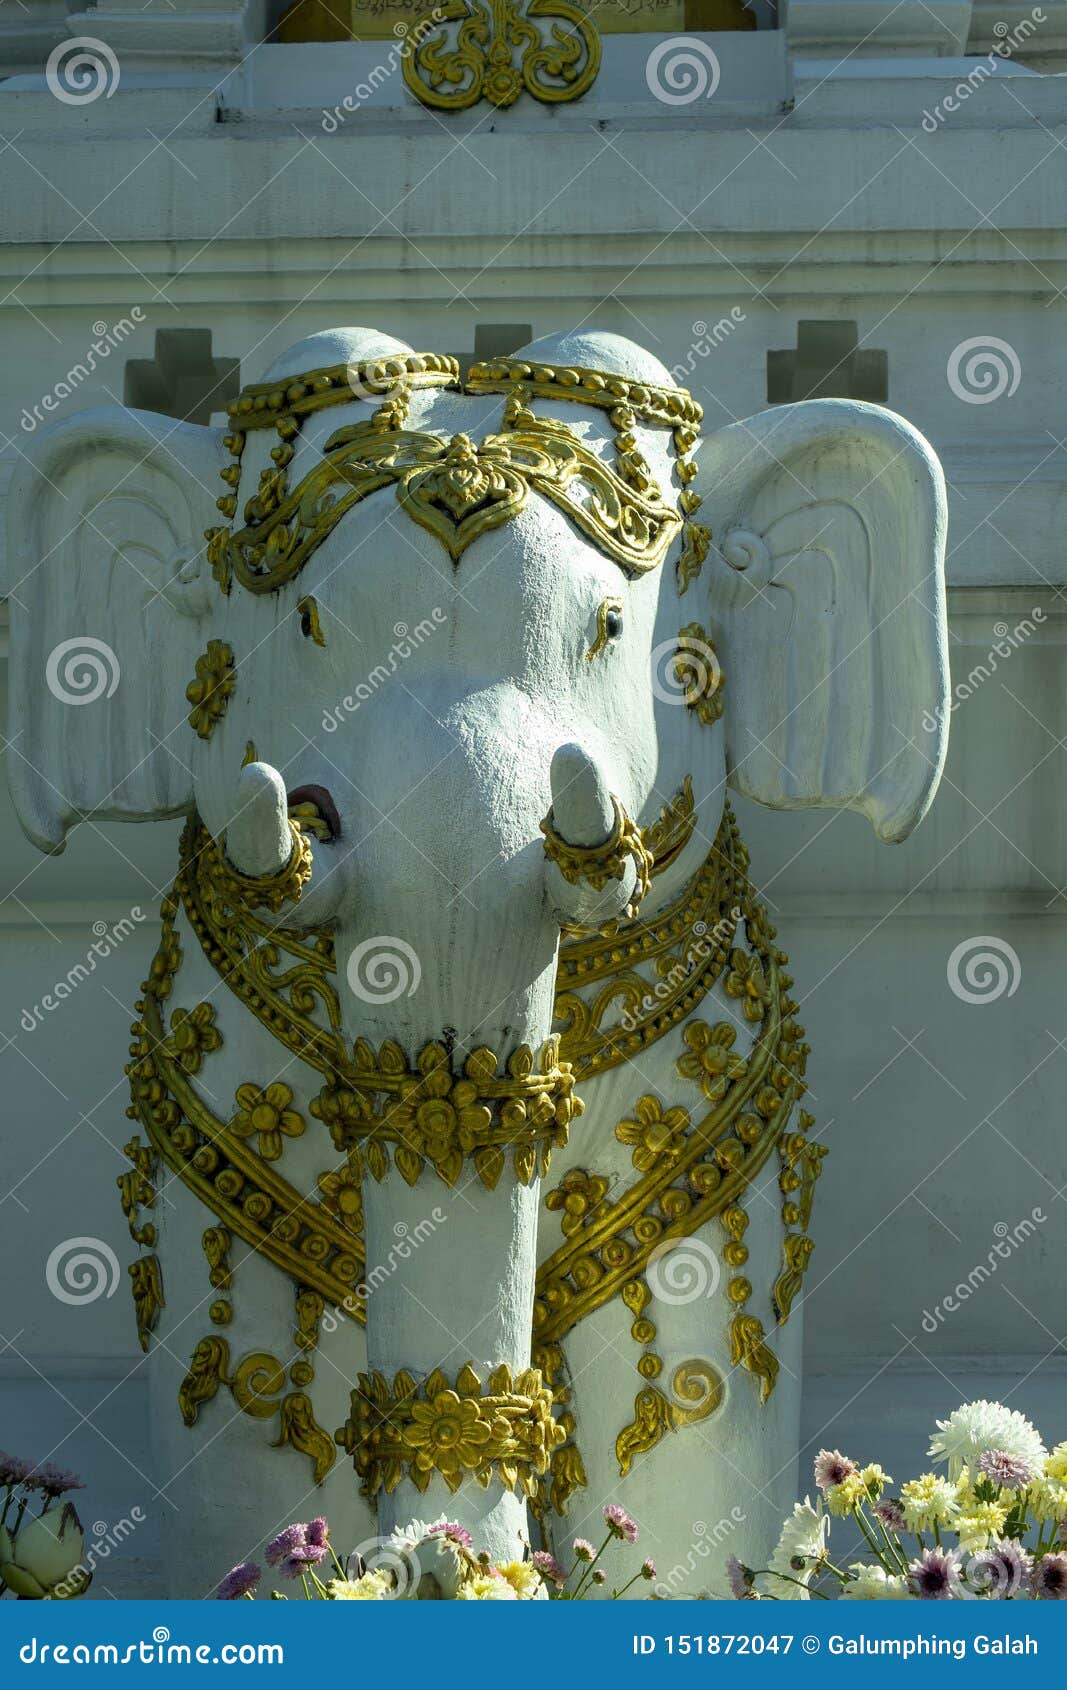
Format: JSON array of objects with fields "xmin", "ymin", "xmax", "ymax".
[{"xmin": 6, "ymin": 327, "xmax": 949, "ymax": 1560}]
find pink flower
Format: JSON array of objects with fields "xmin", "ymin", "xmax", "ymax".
[
  {"xmin": 813, "ymin": 1449, "xmax": 857, "ymax": 1491},
  {"xmin": 977, "ymin": 1449, "xmax": 1037, "ymax": 1492},
  {"xmin": 215, "ymin": 1561, "xmax": 261, "ymax": 1600},
  {"xmin": 264, "ymin": 1520, "xmax": 329, "ymax": 1577},
  {"xmin": 874, "ymin": 1498, "xmax": 906, "ymax": 1532},
  {"xmin": 641, "ymin": 1558, "xmax": 656, "ymax": 1581},
  {"xmin": 531, "ymin": 1550, "xmax": 566, "ymax": 1587},
  {"xmin": 431, "ymin": 1520, "xmax": 473, "ymax": 1549},
  {"xmin": 726, "ymin": 1554, "xmax": 753, "ymax": 1599},
  {"xmin": 603, "ymin": 1504, "xmax": 639, "ymax": 1545},
  {"xmin": 25, "ymin": 1464, "xmax": 83, "ymax": 1499}
]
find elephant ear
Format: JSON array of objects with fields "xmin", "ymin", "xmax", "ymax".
[
  {"xmin": 700, "ymin": 399, "xmax": 950, "ymax": 843},
  {"xmin": 5, "ymin": 408, "xmax": 226, "ymax": 853}
]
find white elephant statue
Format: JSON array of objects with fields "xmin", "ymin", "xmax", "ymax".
[{"xmin": 5, "ymin": 328, "xmax": 949, "ymax": 1597}]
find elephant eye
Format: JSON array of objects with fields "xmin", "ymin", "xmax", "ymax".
[
  {"xmin": 586, "ymin": 597, "xmax": 624, "ymax": 661},
  {"xmin": 296, "ymin": 595, "xmax": 325, "ymax": 646}
]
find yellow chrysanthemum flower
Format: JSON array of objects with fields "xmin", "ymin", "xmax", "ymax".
[
  {"xmin": 826, "ymin": 1474, "xmax": 866, "ymax": 1517},
  {"xmin": 496, "ymin": 1560, "xmax": 541, "ymax": 1600},
  {"xmin": 456, "ymin": 1572, "xmax": 518, "ymax": 1600},
  {"xmin": 325, "ymin": 1571, "xmax": 391, "ymax": 1600},
  {"xmin": 1028, "ymin": 1476, "xmax": 1067, "ymax": 1523},
  {"xmin": 954, "ymin": 1501, "xmax": 1008, "ymax": 1553},
  {"xmin": 860, "ymin": 1464, "xmax": 892, "ymax": 1498},
  {"xmin": 1044, "ymin": 1443, "xmax": 1067, "ymax": 1483},
  {"xmin": 901, "ymin": 1472, "xmax": 961, "ymax": 1532}
]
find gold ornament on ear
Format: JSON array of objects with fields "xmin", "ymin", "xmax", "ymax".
[
  {"xmin": 186, "ymin": 640, "xmax": 236, "ymax": 739},
  {"xmin": 676, "ymin": 623, "xmax": 725, "ymax": 725}
]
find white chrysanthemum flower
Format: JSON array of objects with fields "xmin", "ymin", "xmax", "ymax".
[
  {"xmin": 766, "ymin": 1498, "xmax": 828, "ymax": 1599},
  {"xmin": 841, "ymin": 1564, "xmax": 911, "ymax": 1600},
  {"xmin": 929, "ymin": 1400, "xmax": 1046, "ymax": 1480}
]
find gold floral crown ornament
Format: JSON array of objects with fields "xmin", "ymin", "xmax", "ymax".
[{"xmin": 204, "ymin": 355, "xmax": 708, "ymax": 595}]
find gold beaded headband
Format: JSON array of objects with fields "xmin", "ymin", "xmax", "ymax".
[{"xmin": 205, "ymin": 356, "xmax": 708, "ymax": 596}]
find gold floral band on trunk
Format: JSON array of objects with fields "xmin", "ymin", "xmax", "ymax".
[{"xmin": 338, "ymin": 1363, "xmax": 564, "ymax": 1500}]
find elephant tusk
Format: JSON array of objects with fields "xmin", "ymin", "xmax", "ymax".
[
  {"xmin": 541, "ymin": 744, "xmax": 651, "ymax": 924},
  {"xmin": 224, "ymin": 761, "xmax": 296, "ymax": 881}
]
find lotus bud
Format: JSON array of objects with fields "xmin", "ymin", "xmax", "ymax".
[{"xmin": 0, "ymin": 1503, "xmax": 89, "ymax": 1599}]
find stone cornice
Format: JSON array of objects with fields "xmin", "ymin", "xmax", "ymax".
[{"xmin": 785, "ymin": 0, "xmax": 975, "ymax": 58}]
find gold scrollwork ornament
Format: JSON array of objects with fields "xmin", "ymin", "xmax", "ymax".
[{"xmin": 402, "ymin": 0, "xmax": 601, "ymax": 112}]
